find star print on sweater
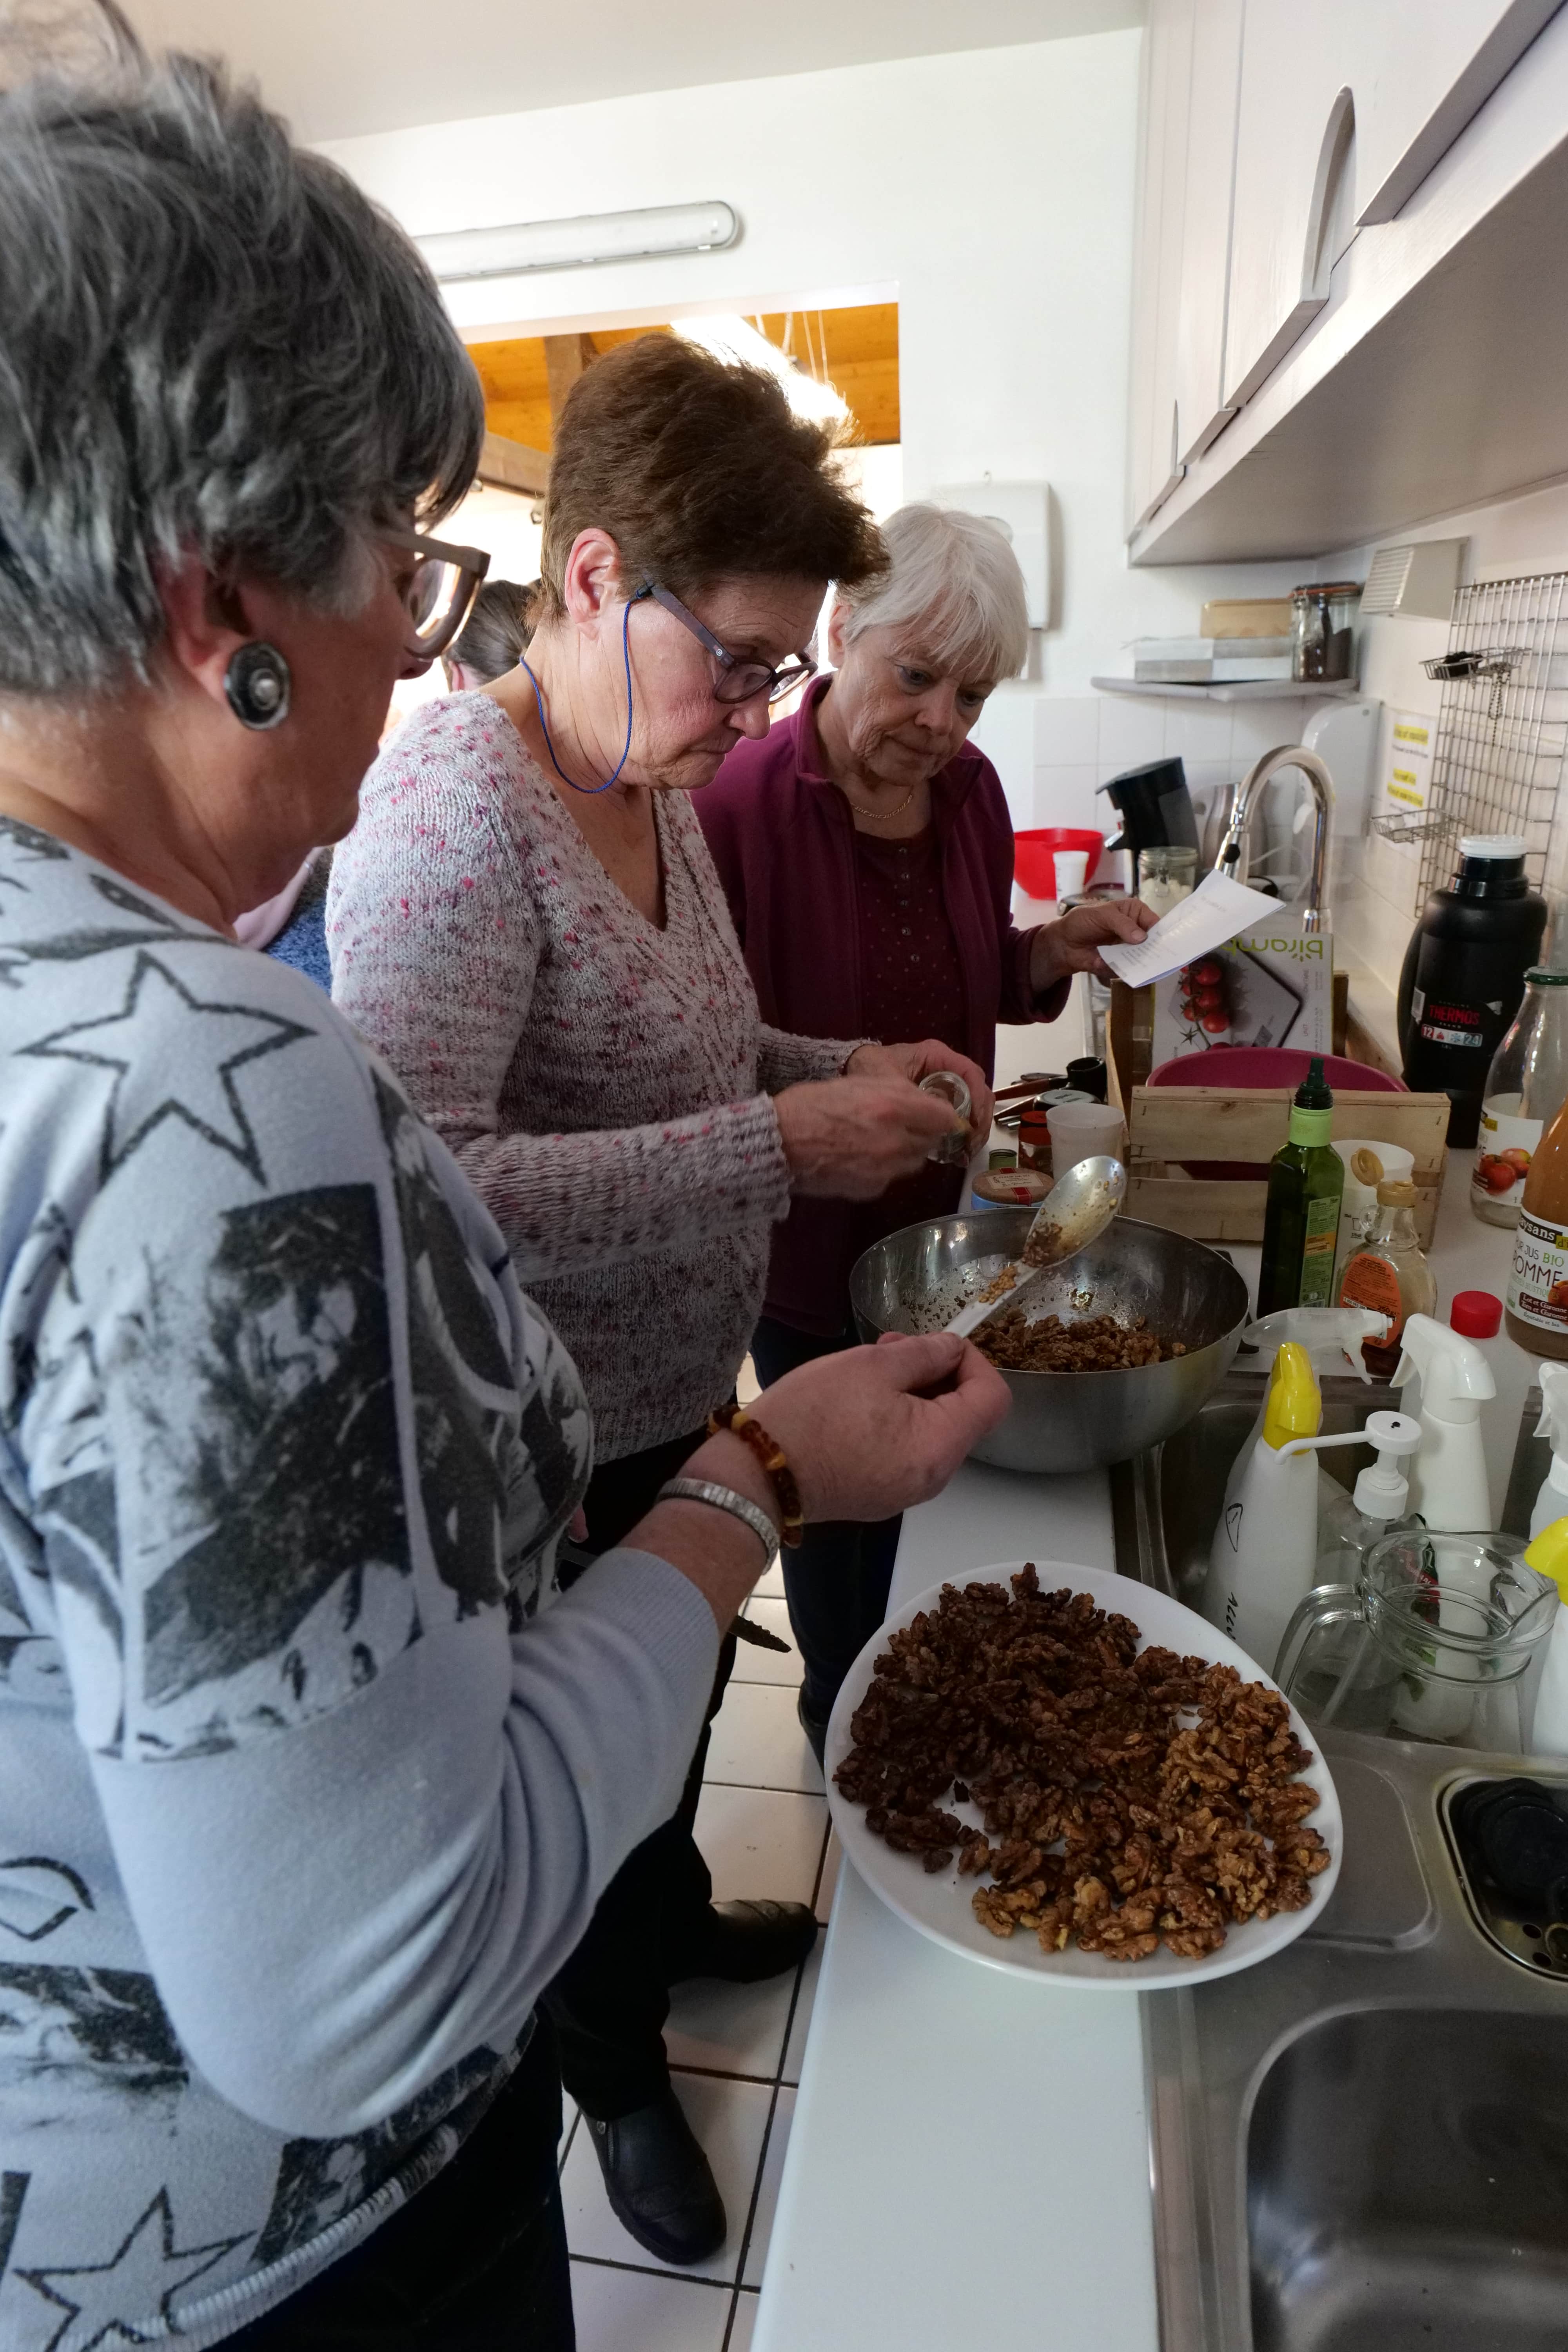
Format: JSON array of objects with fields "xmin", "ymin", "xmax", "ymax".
[
  {"xmin": 20, "ymin": 952, "xmax": 312, "ymax": 1183},
  {"xmin": 16, "ymin": 2189, "xmax": 247, "ymax": 2351},
  {"xmin": 0, "ymin": 831, "xmax": 720, "ymax": 2347}
]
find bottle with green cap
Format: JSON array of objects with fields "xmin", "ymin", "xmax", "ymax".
[{"xmin": 1256, "ymin": 1056, "xmax": 1345, "ymax": 1318}]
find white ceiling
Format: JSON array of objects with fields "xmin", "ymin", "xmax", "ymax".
[{"xmin": 125, "ymin": 0, "xmax": 1143, "ymax": 144}]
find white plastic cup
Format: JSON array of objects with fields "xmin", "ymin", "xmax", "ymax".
[
  {"xmin": 1053, "ymin": 848, "xmax": 1090, "ymax": 899},
  {"xmin": 1045, "ymin": 1100, "xmax": 1126, "ymax": 1172}
]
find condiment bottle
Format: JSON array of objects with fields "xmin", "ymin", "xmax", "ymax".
[
  {"xmin": 1471, "ymin": 967, "xmax": 1568, "ymax": 1226},
  {"xmin": 1336, "ymin": 1178, "xmax": 1437, "ymax": 1377},
  {"xmin": 1506, "ymin": 1088, "xmax": 1568, "ymax": 1359},
  {"xmin": 1256, "ymin": 1057, "xmax": 1345, "ymax": 1318},
  {"xmin": 1397, "ymin": 835, "xmax": 1548, "ymax": 1147}
]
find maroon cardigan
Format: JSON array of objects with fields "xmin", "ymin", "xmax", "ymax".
[{"xmin": 696, "ymin": 676, "xmax": 1069, "ymax": 1334}]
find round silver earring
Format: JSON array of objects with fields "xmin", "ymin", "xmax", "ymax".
[{"xmin": 224, "ymin": 641, "xmax": 292, "ymax": 731}]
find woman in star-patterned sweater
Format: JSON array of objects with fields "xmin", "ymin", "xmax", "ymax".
[{"xmin": 0, "ymin": 33, "xmax": 1007, "ymax": 2348}]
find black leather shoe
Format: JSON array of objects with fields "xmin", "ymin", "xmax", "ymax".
[
  {"xmin": 797, "ymin": 1686, "xmax": 829, "ymax": 1769},
  {"xmin": 586, "ymin": 2090, "xmax": 726, "ymax": 2266},
  {"xmin": 673, "ymin": 1898, "xmax": 818, "ymax": 1985}
]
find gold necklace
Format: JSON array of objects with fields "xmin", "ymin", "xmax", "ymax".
[{"xmin": 842, "ymin": 780, "xmax": 918, "ymax": 824}]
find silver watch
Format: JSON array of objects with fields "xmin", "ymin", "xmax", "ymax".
[{"xmin": 656, "ymin": 1477, "xmax": 781, "ymax": 1567}]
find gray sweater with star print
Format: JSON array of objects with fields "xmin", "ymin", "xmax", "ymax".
[{"xmin": 0, "ymin": 822, "xmax": 718, "ymax": 2347}]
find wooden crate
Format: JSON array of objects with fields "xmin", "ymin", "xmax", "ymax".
[{"xmin": 1105, "ymin": 1017, "xmax": 1450, "ymax": 1248}]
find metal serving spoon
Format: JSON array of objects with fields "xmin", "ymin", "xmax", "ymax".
[{"xmin": 946, "ymin": 1154, "xmax": 1128, "ymax": 1341}]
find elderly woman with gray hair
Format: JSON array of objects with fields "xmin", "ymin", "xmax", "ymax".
[
  {"xmin": 699, "ymin": 503, "xmax": 1156, "ymax": 1749},
  {"xmin": 0, "ymin": 20, "xmax": 1006, "ymax": 2348}
]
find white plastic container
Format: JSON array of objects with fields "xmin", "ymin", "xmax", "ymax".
[
  {"xmin": 1201, "ymin": 1342, "xmax": 1323, "ymax": 1670},
  {"xmin": 1530, "ymin": 1361, "xmax": 1568, "ymax": 1537}
]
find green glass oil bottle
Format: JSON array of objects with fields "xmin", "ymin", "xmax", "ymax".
[{"xmin": 1256, "ymin": 1056, "xmax": 1345, "ymax": 1317}]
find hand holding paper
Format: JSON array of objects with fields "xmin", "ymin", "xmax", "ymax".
[{"xmin": 1098, "ymin": 871, "xmax": 1284, "ymax": 988}]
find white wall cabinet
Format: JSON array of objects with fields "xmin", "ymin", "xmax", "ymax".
[
  {"xmin": 1221, "ymin": 0, "xmax": 1358, "ymax": 412},
  {"xmin": 1125, "ymin": 0, "xmax": 1568, "ymax": 562},
  {"xmin": 1349, "ymin": 0, "xmax": 1562, "ymax": 224},
  {"xmin": 1125, "ymin": 0, "xmax": 1193, "ymax": 530}
]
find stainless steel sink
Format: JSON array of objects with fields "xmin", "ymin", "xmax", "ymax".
[
  {"xmin": 1249, "ymin": 2008, "xmax": 1568, "ymax": 2352},
  {"xmin": 1111, "ymin": 1370, "xmax": 1568, "ymax": 2352}
]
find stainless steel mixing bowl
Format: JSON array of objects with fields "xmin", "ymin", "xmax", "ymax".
[{"xmin": 849, "ymin": 1209, "xmax": 1250, "ymax": 1474}]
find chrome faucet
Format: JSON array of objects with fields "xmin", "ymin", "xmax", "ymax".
[{"xmin": 1212, "ymin": 744, "xmax": 1334, "ymax": 935}]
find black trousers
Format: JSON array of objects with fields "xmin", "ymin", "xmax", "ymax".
[
  {"xmin": 226, "ymin": 2019, "xmax": 572, "ymax": 2351},
  {"xmin": 749, "ymin": 1316, "xmax": 901, "ymax": 1724},
  {"xmin": 542, "ymin": 1427, "xmax": 737, "ymax": 2122}
]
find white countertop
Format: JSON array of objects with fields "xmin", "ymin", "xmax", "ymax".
[{"xmin": 754, "ymin": 1149, "xmax": 1538, "ymax": 2352}]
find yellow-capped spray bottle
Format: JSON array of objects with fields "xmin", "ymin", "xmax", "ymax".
[
  {"xmin": 1526, "ymin": 1517, "xmax": 1568, "ymax": 1756},
  {"xmin": 1202, "ymin": 1342, "xmax": 1323, "ymax": 1671}
]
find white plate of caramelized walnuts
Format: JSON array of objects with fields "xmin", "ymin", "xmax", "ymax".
[{"xmin": 826, "ymin": 1560, "xmax": 1342, "ymax": 1989}]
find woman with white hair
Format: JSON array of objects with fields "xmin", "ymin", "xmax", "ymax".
[{"xmin": 699, "ymin": 503, "xmax": 1156, "ymax": 1750}]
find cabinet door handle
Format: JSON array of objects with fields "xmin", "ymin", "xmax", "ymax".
[{"xmin": 1301, "ymin": 85, "xmax": 1356, "ymax": 302}]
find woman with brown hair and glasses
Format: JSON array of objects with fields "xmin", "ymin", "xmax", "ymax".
[{"xmin": 328, "ymin": 332, "xmax": 992, "ymax": 2268}]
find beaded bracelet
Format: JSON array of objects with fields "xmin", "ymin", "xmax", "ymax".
[{"xmin": 706, "ymin": 1402, "xmax": 804, "ymax": 1549}]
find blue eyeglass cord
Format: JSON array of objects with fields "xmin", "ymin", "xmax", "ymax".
[{"xmin": 518, "ymin": 594, "xmax": 638, "ymax": 795}]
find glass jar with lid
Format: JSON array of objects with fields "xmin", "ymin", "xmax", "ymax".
[{"xmin": 1292, "ymin": 581, "xmax": 1362, "ymax": 682}]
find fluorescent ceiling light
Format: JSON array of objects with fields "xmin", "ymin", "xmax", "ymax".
[
  {"xmin": 676, "ymin": 314, "xmax": 848, "ymax": 426},
  {"xmin": 418, "ymin": 201, "xmax": 739, "ymax": 282}
]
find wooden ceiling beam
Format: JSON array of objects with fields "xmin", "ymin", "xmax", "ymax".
[{"xmin": 476, "ymin": 431, "xmax": 550, "ymax": 497}]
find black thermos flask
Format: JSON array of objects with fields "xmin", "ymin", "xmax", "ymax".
[{"xmin": 1397, "ymin": 834, "xmax": 1548, "ymax": 1147}]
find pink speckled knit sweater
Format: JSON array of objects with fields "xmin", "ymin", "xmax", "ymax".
[{"xmin": 328, "ymin": 696, "xmax": 857, "ymax": 1461}]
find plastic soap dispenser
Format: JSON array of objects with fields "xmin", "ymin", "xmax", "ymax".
[
  {"xmin": 1526, "ymin": 1518, "xmax": 1568, "ymax": 1756},
  {"xmin": 1202, "ymin": 1342, "xmax": 1323, "ymax": 1670},
  {"xmin": 1394, "ymin": 1314, "xmax": 1496, "ymax": 1534},
  {"xmin": 1530, "ymin": 1363, "xmax": 1568, "ymax": 1537},
  {"xmin": 1315, "ymin": 1410, "xmax": 1425, "ymax": 1588}
]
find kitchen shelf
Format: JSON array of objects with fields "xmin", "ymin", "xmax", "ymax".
[{"xmin": 1090, "ymin": 676, "xmax": 1366, "ymax": 703}]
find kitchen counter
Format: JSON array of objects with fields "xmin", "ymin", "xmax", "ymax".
[{"xmin": 754, "ymin": 1147, "xmax": 1538, "ymax": 2352}]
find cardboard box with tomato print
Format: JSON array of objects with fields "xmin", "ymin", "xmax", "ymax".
[{"xmin": 1151, "ymin": 919, "xmax": 1333, "ymax": 1068}]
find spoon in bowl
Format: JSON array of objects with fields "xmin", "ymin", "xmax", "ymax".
[{"xmin": 946, "ymin": 1154, "xmax": 1127, "ymax": 1341}]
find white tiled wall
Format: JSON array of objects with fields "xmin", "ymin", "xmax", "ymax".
[{"xmin": 1025, "ymin": 690, "xmax": 1312, "ymax": 843}]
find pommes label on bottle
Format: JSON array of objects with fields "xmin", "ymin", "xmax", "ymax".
[
  {"xmin": 1472, "ymin": 1105, "xmax": 1539, "ymax": 1209},
  {"xmin": 1509, "ymin": 1209, "xmax": 1568, "ymax": 1331},
  {"xmin": 1298, "ymin": 1197, "xmax": 1341, "ymax": 1306}
]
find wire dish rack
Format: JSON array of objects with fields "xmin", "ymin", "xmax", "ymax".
[{"xmin": 1372, "ymin": 570, "xmax": 1568, "ymax": 902}]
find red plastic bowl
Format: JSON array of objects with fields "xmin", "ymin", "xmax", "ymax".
[
  {"xmin": 1147, "ymin": 1046, "xmax": 1405, "ymax": 1179},
  {"xmin": 1147, "ymin": 1047, "xmax": 1405, "ymax": 1095},
  {"xmin": 1014, "ymin": 827, "xmax": 1103, "ymax": 900}
]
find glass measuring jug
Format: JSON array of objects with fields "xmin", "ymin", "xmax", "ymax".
[{"xmin": 1274, "ymin": 1528, "xmax": 1557, "ymax": 1751}]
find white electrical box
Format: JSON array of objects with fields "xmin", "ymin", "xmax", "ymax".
[{"xmin": 931, "ymin": 480, "xmax": 1051, "ymax": 631}]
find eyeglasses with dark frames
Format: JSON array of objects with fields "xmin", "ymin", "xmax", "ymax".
[
  {"xmin": 383, "ymin": 525, "xmax": 492, "ymax": 661},
  {"xmin": 637, "ymin": 581, "xmax": 817, "ymax": 706}
]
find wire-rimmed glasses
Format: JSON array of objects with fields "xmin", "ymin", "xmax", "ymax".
[{"xmin": 639, "ymin": 581, "xmax": 817, "ymax": 706}]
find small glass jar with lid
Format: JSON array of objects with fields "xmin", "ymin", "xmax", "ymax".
[{"xmin": 1291, "ymin": 581, "xmax": 1362, "ymax": 682}]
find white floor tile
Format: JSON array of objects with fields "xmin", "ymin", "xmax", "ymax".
[
  {"xmin": 727, "ymin": 2288, "xmax": 760, "ymax": 2351},
  {"xmin": 732, "ymin": 1597, "xmax": 800, "ymax": 1687},
  {"xmin": 742, "ymin": 2087, "xmax": 795, "ymax": 2288},
  {"xmin": 693, "ymin": 1785, "xmax": 827, "ymax": 1909},
  {"xmin": 780, "ymin": 1939, "xmax": 822, "ymax": 2087},
  {"xmin": 708, "ymin": 1681, "xmax": 824, "ymax": 1795},
  {"xmin": 753, "ymin": 1559, "xmax": 786, "ymax": 1599},
  {"xmin": 568, "ymin": 2258, "xmax": 732, "ymax": 2352},
  {"xmin": 562, "ymin": 2071, "xmax": 774, "ymax": 2283},
  {"xmin": 814, "ymin": 1824, "xmax": 842, "ymax": 1923},
  {"xmin": 558, "ymin": 2099, "xmax": 578, "ymax": 2170},
  {"xmin": 665, "ymin": 1967, "xmax": 797, "ymax": 2082}
]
